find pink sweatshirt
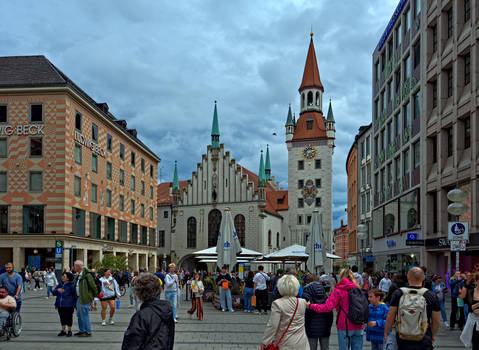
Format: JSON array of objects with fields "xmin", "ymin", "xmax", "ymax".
[{"xmin": 309, "ymin": 278, "xmax": 364, "ymax": 331}]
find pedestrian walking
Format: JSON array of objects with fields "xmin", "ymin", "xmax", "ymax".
[
  {"xmin": 379, "ymin": 273, "xmax": 392, "ymax": 294},
  {"xmin": 366, "ymin": 289, "xmax": 389, "ymax": 350},
  {"xmin": 73, "ymin": 260, "xmax": 98, "ymax": 337},
  {"xmin": 307, "ymin": 268, "xmax": 367, "ymax": 350},
  {"xmin": 254, "ymin": 265, "xmax": 270, "ymax": 315},
  {"xmin": 0, "ymin": 262, "xmax": 23, "ymax": 312},
  {"xmin": 432, "ymin": 275, "xmax": 449, "ymax": 327},
  {"xmin": 302, "ymin": 274, "xmax": 333, "ymax": 350},
  {"xmin": 243, "ymin": 271, "xmax": 255, "ymax": 312},
  {"xmin": 460, "ymin": 272, "xmax": 479, "ymax": 349},
  {"xmin": 187, "ymin": 272, "xmax": 204, "ymax": 320},
  {"xmin": 164, "ymin": 263, "xmax": 179, "ymax": 322},
  {"xmin": 44, "ymin": 267, "xmax": 58, "ymax": 299},
  {"xmin": 216, "ymin": 265, "xmax": 234, "ymax": 312},
  {"xmin": 383, "ymin": 267, "xmax": 440, "ymax": 350},
  {"xmin": 99, "ymin": 268, "xmax": 121, "ymax": 326},
  {"xmin": 261, "ymin": 274, "xmax": 309, "ymax": 350},
  {"xmin": 122, "ymin": 272, "xmax": 175, "ymax": 350},
  {"xmin": 450, "ymin": 270, "xmax": 466, "ymax": 330},
  {"xmin": 52, "ymin": 271, "xmax": 76, "ymax": 337},
  {"xmin": 20, "ymin": 268, "xmax": 27, "ymax": 294},
  {"xmin": 33, "ymin": 268, "xmax": 42, "ymax": 291},
  {"xmin": 0, "ymin": 285, "xmax": 16, "ymax": 330},
  {"xmin": 129, "ymin": 270, "xmax": 139, "ymax": 310}
]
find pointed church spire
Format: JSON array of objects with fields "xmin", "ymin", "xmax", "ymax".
[
  {"xmin": 299, "ymin": 33, "xmax": 324, "ymax": 93},
  {"xmin": 265, "ymin": 145, "xmax": 271, "ymax": 180},
  {"xmin": 258, "ymin": 150, "xmax": 266, "ymax": 187},
  {"xmin": 327, "ymin": 98, "xmax": 335, "ymax": 122},
  {"xmin": 172, "ymin": 161, "xmax": 179, "ymax": 195},
  {"xmin": 211, "ymin": 101, "xmax": 220, "ymax": 149},
  {"xmin": 285, "ymin": 103, "xmax": 294, "ymax": 126}
]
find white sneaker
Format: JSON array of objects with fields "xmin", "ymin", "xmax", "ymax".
[
  {"xmin": 445, "ymin": 321, "xmax": 450, "ymax": 328},
  {"xmin": 221, "ymin": 309, "xmax": 225, "ymax": 312},
  {"xmin": 254, "ymin": 310, "xmax": 260, "ymax": 314},
  {"xmin": 101, "ymin": 320, "xmax": 106, "ymax": 326},
  {"xmin": 173, "ymin": 319, "xmax": 178, "ymax": 323},
  {"xmin": 109, "ymin": 319, "xmax": 114, "ymax": 325}
]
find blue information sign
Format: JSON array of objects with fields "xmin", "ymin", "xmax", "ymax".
[
  {"xmin": 407, "ymin": 233, "xmax": 418, "ymax": 240},
  {"xmin": 55, "ymin": 247, "xmax": 63, "ymax": 255}
]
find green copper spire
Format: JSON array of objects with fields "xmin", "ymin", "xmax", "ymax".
[
  {"xmin": 211, "ymin": 100, "xmax": 220, "ymax": 148},
  {"xmin": 172, "ymin": 161, "xmax": 179, "ymax": 195},
  {"xmin": 265, "ymin": 145, "xmax": 271, "ymax": 180},
  {"xmin": 285, "ymin": 103, "xmax": 294, "ymax": 126},
  {"xmin": 258, "ymin": 150, "xmax": 266, "ymax": 187},
  {"xmin": 326, "ymin": 98, "xmax": 335, "ymax": 122}
]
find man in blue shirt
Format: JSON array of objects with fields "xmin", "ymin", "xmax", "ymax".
[{"xmin": 0, "ymin": 262, "xmax": 23, "ymax": 312}]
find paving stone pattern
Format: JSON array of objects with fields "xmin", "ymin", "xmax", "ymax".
[{"xmin": 1, "ymin": 288, "xmax": 464, "ymax": 350}]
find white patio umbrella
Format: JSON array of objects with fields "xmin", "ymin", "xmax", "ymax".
[
  {"xmin": 215, "ymin": 208, "xmax": 242, "ymax": 269},
  {"xmin": 305, "ymin": 210, "xmax": 326, "ymax": 273}
]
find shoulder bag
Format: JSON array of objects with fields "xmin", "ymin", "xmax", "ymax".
[{"xmin": 265, "ymin": 298, "xmax": 299, "ymax": 350}]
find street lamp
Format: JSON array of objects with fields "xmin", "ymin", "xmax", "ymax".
[{"xmin": 447, "ymin": 187, "xmax": 468, "ymax": 272}]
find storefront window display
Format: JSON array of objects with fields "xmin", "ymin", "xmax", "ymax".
[
  {"xmin": 384, "ymin": 200, "xmax": 398, "ymax": 235},
  {"xmin": 380, "ymin": 253, "xmax": 420, "ymax": 273},
  {"xmin": 400, "ymin": 190, "xmax": 419, "ymax": 231},
  {"xmin": 373, "ymin": 207, "xmax": 383, "ymax": 238}
]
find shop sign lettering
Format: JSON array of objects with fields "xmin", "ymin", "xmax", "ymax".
[
  {"xmin": 74, "ymin": 131, "xmax": 106, "ymax": 158},
  {"xmin": 0, "ymin": 124, "xmax": 44, "ymax": 136}
]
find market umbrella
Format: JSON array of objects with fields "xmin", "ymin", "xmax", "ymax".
[
  {"xmin": 305, "ymin": 209, "xmax": 326, "ymax": 273},
  {"xmin": 216, "ymin": 208, "xmax": 242, "ymax": 269}
]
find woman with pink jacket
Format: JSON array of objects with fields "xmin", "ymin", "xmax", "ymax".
[{"xmin": 307, "ymin": 268, "xmax": 365, "ymax": 350}]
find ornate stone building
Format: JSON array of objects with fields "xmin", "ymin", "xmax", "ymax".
[{"xmin": 157, "ymin": 34, "xmax": 335, "ymax": 271}]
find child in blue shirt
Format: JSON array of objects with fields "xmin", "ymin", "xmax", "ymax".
[{"xmin": 367, "ymin": 288, "xmax": 389, "ymax": 350}]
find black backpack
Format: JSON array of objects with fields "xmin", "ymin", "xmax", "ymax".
[{"xmin": 339, "ymin": 288, "xmax": 369, "ymax": 325}]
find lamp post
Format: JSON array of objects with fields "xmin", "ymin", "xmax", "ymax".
[
  {"xmin": 357, "ymin": 224, "xmax": 368, "ymax": 271},
  {"xmin": 446, "ymin": 187, "xmax": 468, "ymax": 272}
]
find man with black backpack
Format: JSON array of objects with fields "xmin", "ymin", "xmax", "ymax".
[{"xmin": 383, "ymin": 267, "xmax": 440, "ymax": 350}]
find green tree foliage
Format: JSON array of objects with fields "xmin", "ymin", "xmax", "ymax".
[{"xmin": 93, "ymin": 254, "xmax": 129, "ymax": 274}]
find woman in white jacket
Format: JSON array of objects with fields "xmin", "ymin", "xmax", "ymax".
[
  {"xmin": 99, "ymin": 268, "xmax": 121, "ymax": 326},
  {"xmin": 44, "ymin": 268, "xmax": 58, "ymax": 299}
]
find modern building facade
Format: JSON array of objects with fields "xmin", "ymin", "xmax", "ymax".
[
  {"xmin": 421, "ymin": 0, "xmax": 479, "ymax": 275},
  {"xmin": 372, "ymin": 0, "xmax": 423, "ymax": 272},
  {"xmin": 0, "ymin": 56, "xmax": 160, "ymax": 271}
]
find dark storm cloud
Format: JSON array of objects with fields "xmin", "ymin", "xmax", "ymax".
[{"xmin": 0, "ymin": 0, "xmax": 398, "ymax": 226}]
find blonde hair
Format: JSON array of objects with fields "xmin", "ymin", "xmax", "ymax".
[
  {"xmin": 339, "ymin": 268, "xmax": 360, "ymax": 288},
  {"xmin": 277, "ymin": 274, "xmax": 300, "ymax": 297}
]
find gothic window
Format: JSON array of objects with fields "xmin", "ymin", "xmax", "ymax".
[
  {"xmin": 187, "ymin": 217, "xmax": 196, "ymax": 248},
  {"xmin": 276, "ymin": 232, "xmax": 280, "ymax": 248},
  {"xmin": 234, "ymin": 214, "xmax": 246, "ymax": 247},
  {"xmin": 268, "ymin": 230, "xmax": 272, "ymax": 246},
  {"xmin": 307, "ymin": 91, "xmax": 313, "ymax": 106},
  {"xmin": 306, "ymin": 117, "xmax": 313, "ymax": 130},
  {"xmin": 208, "ymin": 209, "xmax": 222, "ymax": 247},
  {"xmin": 315, "ymin": 92, "xmax": 320, "ymax": 106}
]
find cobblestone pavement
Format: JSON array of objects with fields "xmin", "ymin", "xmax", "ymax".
[{"xmin": 1, "ymin": 289, "xmax": 465, "ymax": 350}]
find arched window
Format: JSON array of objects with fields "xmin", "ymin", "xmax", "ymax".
[
  {"xmin": 276, "ymin": 232, "xmax": 280, "ymax": 248},
  {"xmin": 302, "ymin": 93, "xmax": 305, "ymax": 108},
  {"xmin": 268, "ymin": 230, "xmax": 272, "ymax": 247},
  {"xmin": 315, "ymin": 91, "xmax": 320, "ymax": 106},
  {"xmin": 187, "ymin": 217, "xmax": 196, "ymax": 248},
  {"xmin": 307, "ymin": 91, "xmax": 313, "ymax": 106},
  {"xmin": 208, "ymin": 209, "xmax": 222, "ymax": 247},
  {"xmin": 306, "ymin": 117, "xmax": 313, "ymax": 130},
  {"xmin": 234, "ymin": 214, "xmax": 246, "ymax": 247}
]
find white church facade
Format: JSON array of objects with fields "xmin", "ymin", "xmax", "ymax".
[{"xmin": 157, "ymin": 34, "xmax": 336, "ymax": 272}]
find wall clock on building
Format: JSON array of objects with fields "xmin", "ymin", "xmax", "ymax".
[{"xmin": 303, "ymin": 145, "xmax": 317, "ymax": 159}]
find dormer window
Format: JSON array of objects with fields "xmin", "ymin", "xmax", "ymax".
[{"xmin": 306, "ymin": 117, "xmax": 313, "ymax": 130}]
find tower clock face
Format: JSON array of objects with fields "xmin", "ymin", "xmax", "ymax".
[{"xmin": 303, "ymin": 145, "xmax": 317, "ymax": 159}]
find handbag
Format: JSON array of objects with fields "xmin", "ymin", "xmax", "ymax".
[
  {"xmin": 222, "ymin": 281, "xmax": 229, "ymax": 290},
  {"xmin": 265, "ymin": 298, "xmax": 299, "ymax": 350},
  {"xmin": 251, "ymin": 295, "xmax": 257, "ymax": 307}
]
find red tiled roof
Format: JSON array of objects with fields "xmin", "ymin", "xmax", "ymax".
[
  {"xmin": 292, "ymin": 112, "xmax": 327, "ymax": 141},
  {"xmin": 157, "ymin": 180, "xmax": 188, "ymax": 205},
  {"xmin": 299, "ymin": 37, "xmax": 324, "ymax": 93},
  {"xmin": 265, "ymin": 190, "xmax": 288, "ymax": 217}
]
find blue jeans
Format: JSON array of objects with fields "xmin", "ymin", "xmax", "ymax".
[
  {"xmin": 371, "ymin": 343, "xmax": 382, "ymax": 350},
  {"xmin": 0, "ymin": 311, "xmax": 8, "ymax": 327},
  {"xmin": 76, "ymin": 299, "xmax": 92, "ymax": 334},
  {"xmin": 439, "ymin": 299, "xmax": 447, "ymax": 322},
  {"xmin": 164, "ymin": 291, "xmax": 177, "ymax": 320},
  {"xmin": 465, "ymin": 303, "xmax": 469, "ymax": 320},
  {"xmin": 243, "ymin": 287, "xmax": 254, "ymax": 311},
  {"xmin": 219, "ymin": 287, "xmax": 233, "ymax": 311},
  {"xmin": 338, "ymin": 329, "xmax": 364, "ymax": 350},
  {"xmin": 15, "ymin": 300, "xmax": 21, "ymax": 312},
  {"xmin": 47, "ymin": 286, "xmax": 54, "ymax": 298}
]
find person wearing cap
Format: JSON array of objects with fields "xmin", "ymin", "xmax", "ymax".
[{"xmin": 164, "ymin": 263, "xmax": 179, "ymax": 322}]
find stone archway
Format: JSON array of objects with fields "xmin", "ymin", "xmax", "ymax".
[{"xmin": 177, "ymin": 254, "xmax": 208, "ymax": 273}]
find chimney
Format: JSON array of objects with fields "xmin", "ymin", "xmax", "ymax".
[{"xmin": 341, "ymin": 219, "xmax": 344, "ymax": 227}]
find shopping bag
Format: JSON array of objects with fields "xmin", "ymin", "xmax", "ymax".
[{"xmin": 251, "ymin": 295, "xmax": 256, "ymax": 307}]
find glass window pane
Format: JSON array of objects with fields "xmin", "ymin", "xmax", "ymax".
[
  {"xmin": 72, "ymin": 207, "xmax": 85, "ymax": 236},
  {"xmin": 22, "ymin": 205, "xmax": 44, "ymax": 234},
  {"xmin": 106, "ymin": 189, "xmax": 112, "ymax": 207},
  {"xmin": 30, "ymin": 138, "xmax": 42, "ymax": 157},
  {"xmin": 30, "ymin": 172, "xmax": 43, "ymax": 192},
  {"xmin": 92, "ymin": 154, "xmax": 98, "ymax": 172},
  {"xmin": 384, "ymin": 200, "xmax": 398, "ymax": 235},
  {"xmin": 0, "ymin": 139, "xmax": 6, "ymax": 158},
  {"xmin": 372, "ymin": 207, "xmax": 383, "ymax": 238},
  {"xmin": 0, "ymin": 172, "xmax": 7, "ymax": 192},
  {"xmin": 91, "ymin": 183, "xmax": 97, "ymax": 203},
  {"xmin": 400, "ymin": 190, "xmax": 419, "ymax": 231},
  {"xmin": 74, "ymin": 145, "xmax": 82, "ymax": 164},
  {"xmin": 0, "ymin": 205, "xmax": 8, "ymax": 233},
  {"xmin": 74, "ymin": 176, "xmax": 81, "ymax": 197}
]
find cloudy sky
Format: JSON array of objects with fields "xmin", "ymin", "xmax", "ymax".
[{"xmin": 1, "ymin": 0, "xmax": 398, "ymax": 227}]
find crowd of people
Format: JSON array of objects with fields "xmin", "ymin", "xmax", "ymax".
[{"xmin": 1, "ymin": 260, "xmax": 479, "ymax": 350}]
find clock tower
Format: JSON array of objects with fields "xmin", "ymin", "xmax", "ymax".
[{"xmin": 285, "ymin": 33, "xmax": 335, "ymax": 251}]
